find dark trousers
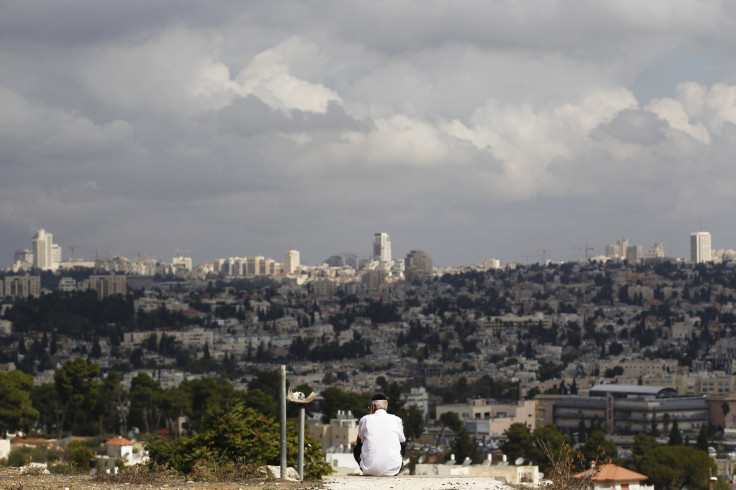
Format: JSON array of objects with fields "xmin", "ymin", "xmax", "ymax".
[{"xmin": 353, "ymin": 442, "xmax": 363, "ymax": 464}]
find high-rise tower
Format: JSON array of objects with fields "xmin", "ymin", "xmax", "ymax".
[
  {"xmin": 373, "ymin": 233, "xmax": 391, "ymax": 263},
  {"xmin": 283, "ymin": 250, "xmax": 300, "ymax": 274},
  {"xmin": 405, "ymin": 250, "xmax": 433, "ymax": 282},
  {"xmin": 32, "ymin": 228, "xmax": 59, "ymax": 271},
  {"xmin": 690, "ymin": 231, "xmax": 711, "ymax": 263}
]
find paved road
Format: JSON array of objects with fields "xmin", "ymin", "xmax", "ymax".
[{"xmin": 323, "ymin": 475, "xmax": 514, "ymax": 489}]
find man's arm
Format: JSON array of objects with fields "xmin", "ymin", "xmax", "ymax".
[{"xmin": 396, "ymin": 416, "xmax": 407, "ymax": 457}]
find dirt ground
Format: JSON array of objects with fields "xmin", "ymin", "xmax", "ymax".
[{"xmin": 0, "ymin": 467, "xmax": 324, "ymax": 490}]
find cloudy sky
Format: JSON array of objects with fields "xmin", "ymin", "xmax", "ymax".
[{"xmin": 2, "ymin": 1, "xmax": 736, "ymax": 267}]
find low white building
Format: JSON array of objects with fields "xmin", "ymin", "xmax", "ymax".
[
  {"xmin": 0, "ymin": 438, "xmax": 10, "ymax": 460},
  {"xmin": 99, "ymin": 437, "xmax": 149, "ymax": 467}
]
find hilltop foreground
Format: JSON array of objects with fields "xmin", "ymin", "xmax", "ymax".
[
  {"xmin": 0, "ymin": 467, "xmax": 321, "ymax": 490},
  {"xmin": 0, "ymin": 467, "xmax": 515, "ymax": 489}
]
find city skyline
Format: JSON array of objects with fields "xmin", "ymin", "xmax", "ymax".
[
  {"xmin": 3, "ymin": 226, "xmax": 729, "ymax": 269},
  {"xmin": 2, "ymin": 2, "xmax": 736, "ymax": 267}
]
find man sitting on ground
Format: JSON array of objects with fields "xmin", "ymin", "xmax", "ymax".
[{"xmin": 353, "ymin": 393, "xmax": 407, "ymax": 476}]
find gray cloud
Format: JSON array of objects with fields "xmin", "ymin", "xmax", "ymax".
[
  {"xmin": 3, "ymin": 1, "xmax": 736, "ymax": 266},
  {"xmin": 593, "ymin": 109, "xmax": 668, "ymax": 145}
]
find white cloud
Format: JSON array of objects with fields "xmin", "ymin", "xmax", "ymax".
[
  {"xmin": 441, "ymin": 88, "xmax": 638, "ymax": 196},
  {"xmin": 646, "ymin": 82, "xmax": 736, "ymax": 144},
  {"xmin": 78, "ymin": 25, "xmax": 241, "ymax": 115},
  {"xmin": 235, "ymin": 36, "xmax": 343, "ymax": 113},
  {"xmin": 646, "ymin": 96, "xmax": 712, "ymax": 144}
]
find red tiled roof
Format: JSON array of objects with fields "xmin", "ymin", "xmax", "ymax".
[
  {"xmin": 574, "ymin": 464, "xmax": 647, "ymax": 482},
  {"xmin": 105, "ymin": 437, "xmax": 133, "ymax": 446}
]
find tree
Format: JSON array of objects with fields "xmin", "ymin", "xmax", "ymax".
[
  {"xmin": 696, "ymin": 424, "xmax": 709, "ymax": 452},
  {"xmin": 397, "ymin": 405, "xmax": 425, "ymax": 440},
  {"xmin": 53, "ymin": 358, "xmax": 101, "ymax": 438},
  {"xmin": 639, "ymin": 445, "xmax": 718, "ymax": 489},
  {"xmin": 178, "ymin": 377, "xmax": 236, "ymax": 431},
  {"xmin": 668, "ymin": 419, "xmax": 683, "ymax": 446},
  {"xmin": 500, "ymin": 423, "xmax": 533, "ymax": 463},
  {"xmin": 0, "ymin": 370, "xmax": 39, "ymax": 436},
  {"xmin": 438, "ymin": 411, "xmax": 463, "ymax": 436},
  {"xmin": 128, "ymin": 373, "xmax": 163, "ymax": 434},
  {"xmin": 319, "ymin": 387, "xmax": 371, "ymax": 422},
  {"xmin": 630, "ymin": 433, "xmax": 658, "ymax": 469},
  {"xmin": 69, "ymin": 443, "xmax": 94, "ymax": 470},
  {"xmin": 146, "ymin": 403, "xmax": 332, "ymax": 480},
  {"xmin": 531, "ymin": 424, "xmax": 572, "ymax": 473},
  {"xmin": 581, "ymin": 430, "xmax": 617, "ymax": 463},
  {"xmin": 99, "ymin": 370, "xmax": 128, "ymax": 435},
  {"xmin": 451, "ymin": 426, "xmax": 481, "ymax": 464},
  {"xmin": 661, "ymin": 412, "xmax": 671, "ymax": 434}
]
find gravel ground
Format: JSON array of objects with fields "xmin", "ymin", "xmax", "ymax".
[
  {"xmin": 322, "ymin": 475, "xmax": 514, "ymax": 489},
  {"xmin": 0, "ymin": 467, "xmax": 323, "ymax": 490},
  {"xmin": 0, "ymin": 468, "xmax": 516, "ymax": 490}
]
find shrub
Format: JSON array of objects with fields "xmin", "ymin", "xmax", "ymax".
[
  {"xmin": 6, "ymin": 448, "xmax": 30, "ymax": 467},
  {"xmin": 538, "ymin": 440, "xmax": 607, "ymax": 490},
  {"xmin": 69, "ymin": 445, "xmax": 95, "ymax": 471},
  {"xmin": 147, "ymin": 402, "xmax": 332, "ymax": 480}
]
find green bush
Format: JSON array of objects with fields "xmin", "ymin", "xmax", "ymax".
[
  {"xmin": 48, "ymin": 463, "xmax": 69, "ymax": 474},
  {"xmin": 69, "ymin": 445, "xmax": 95, "ymax": 471},
  {"xmin": 7, "ymin": 447, "xmax": 30, "ymax": 467},
  {"xmin": 147, "ymin": 402, "xmax": 332, "ymax": 480},
  {"xmin": 30, "ymin": 445, "xmax": 47, "ymax": 463}
]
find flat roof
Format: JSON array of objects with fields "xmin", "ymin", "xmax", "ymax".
[{"xmin": 588, "ymin": 385, "xmax": 678, "ymax": 397}]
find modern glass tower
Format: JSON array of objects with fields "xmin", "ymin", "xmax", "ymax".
[
  {"xmin": 690, "ymin": 231, "xmax": 711, "ymax": 263},
  {"xmin": 373, "ymin": 232, "xmax": 391, "ymax": 263}
]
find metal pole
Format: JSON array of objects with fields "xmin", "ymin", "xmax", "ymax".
[
  {"xmin": 298, "ymin": 406, "xmax": 305, "ymax": 480},
  {"xmin": 280, "ymin": 364, "xmax": 287, "ymax": 479}
]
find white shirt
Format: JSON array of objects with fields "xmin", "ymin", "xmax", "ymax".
[{"xmin": 357, "ymin": 409, "xmax": 406, "ymax": 476}]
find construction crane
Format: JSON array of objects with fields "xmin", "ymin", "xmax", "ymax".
[
  {"xmin": 67, "ymin": 245, "xmax": 87, "ymax": 261},
  {"xmin": 535, "ymin": 249, "xmax": 563, "ymax": 264},
  {"xmin": 572, "ymin": 244, "xmax": 595, "ymax": 261}
]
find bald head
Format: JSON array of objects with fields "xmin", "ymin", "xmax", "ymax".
[{"xmin": 371, "ymin": 399, "xmax": 388, "ymax": 411}]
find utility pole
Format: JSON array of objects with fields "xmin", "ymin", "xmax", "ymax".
[{"xmin": 280, "ymin": 365, "xmax": 287, "ymax": 479}]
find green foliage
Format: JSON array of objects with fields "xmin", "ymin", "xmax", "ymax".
[
  {"xmin": 128, "ymin": 373, "xmax": 163, "ymax": 434},
  {"xmin": 668, "ymin": 419, "xmax": 683, "ymax": 446},
  {"xmin": 54, "ymin": 358, "xmax": 102, "ymax": 437},
  {"xmin": 531, "ymin": 424, "xmax": 572, "ymax": 472},
  {"xmin": 365, "ymin": 300, "xmax": 401, "ymax": 324},
  {"xmin": 581, "ymin": 431, "xmax": 618, "ymax": 463},
  {"xmin": 396, "ymin": 404, "xmax": 425, "ymax": 440},
  {"xmin": 6, "ymin": 290, "xmax": 134, "ymax": 337},
  {"xmin": 697, "ymin": 424, "xmax": 709, "ymax": 451},
  {"xmin": 147, "ymin": 403, "xmax": 332, "ymax": 480},
  {"xmin": 0, "ymin": 370, "xmax": 39, "ymax": 434},
  {"xmin": 638, "ymin": 445, "xmax": 717, "ymax": 489},
  {"xmin": 451, "ymin": 426, "xmax": 482, "ymax": 464},
  {"xmin": 319, "ymin": 387, "xmax": 371, "ymax": 422},
  {"xmin": 537, "ymin": 440, "xmax": 607, "ymax": 490},
  {"xmin": 629, "ymin": 433, "xmax": 658, "ymax": 469},
  {"xmin": 538, "ymin": 362, "xmax": 564, "ymax": 382},
  {"xmin": 500, "ymin": 423, "xmax": 533, "ymax": 463},
  {"xmin": 6, "ymin": 447, "xmax": 30, "ymax": 467},
  {"xmin": 438, "ymin": 411, "xmax": 463, "ymax": 433},
  {"xmin": 69, "ymin": 443, "xmax": 95, "ymax": 471},
  {"xmin": 2, "ymin": 444, "xmax": 56, "ymax": 467}
]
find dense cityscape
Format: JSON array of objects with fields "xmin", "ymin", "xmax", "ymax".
[{"xmin": 1, "ymin": 227, "xmax": 736, "ymax": 487}]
